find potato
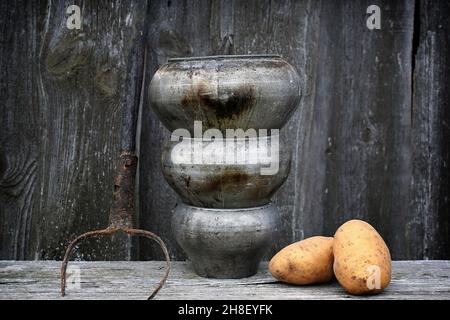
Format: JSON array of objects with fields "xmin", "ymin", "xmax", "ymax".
[
  {"xmin": 333, "ymin": 219, "xmax": 391, "ymax": 295},
  {"xmin": 269, "ymin": 236, "xmax": 334, "ymax": 285}
]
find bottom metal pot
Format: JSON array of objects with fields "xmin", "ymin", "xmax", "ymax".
[{"xmin": 172, "ymin": 202, "xmax": 279, "ymax": 278}]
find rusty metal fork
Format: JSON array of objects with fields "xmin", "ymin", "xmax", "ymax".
[{"xmin": 60, "ymin": 151, "xmax": 171, "ymax": 300}]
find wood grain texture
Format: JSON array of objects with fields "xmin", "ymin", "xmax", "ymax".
[
  {"xmin": 0, "ymin": 0, "xmax": 148, "ymax": 260},
  {"xmin": 1, "ymin": 260, "xmax": 449, "ymax": 299},
  {"xmin": 0, "ymin": 0, "xmax": 41, "ymax": 260},
  {"xmin": 412, "ymin": 0, "xmax": 450, "ymax": 259},
  {"xmin": 1, "ymin": 0, "xmax": 449, "ymax": 261},
  {"xmin": 314, "ymin": 0, "xmax": 416, "ymax": 259}
]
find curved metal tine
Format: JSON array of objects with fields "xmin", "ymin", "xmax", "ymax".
[
  {"xmin": 123, "ymin": 228, "xmax": 171, "ymax": 300},
  {"xmin": 60, "ymin": 227, "xmax": 118, "ymax": 296}
]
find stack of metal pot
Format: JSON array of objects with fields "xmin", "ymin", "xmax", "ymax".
[{"xmin": 149, "ymin": 55, "xmax": 301, "ymax": 278}]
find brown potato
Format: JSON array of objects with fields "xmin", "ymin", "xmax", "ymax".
[
  {"xmin": 269, "ymin": 236, "xmax": 334, "ymax": 285},
  {"xmin": 333, "ymin": 220, "xmax": 391, "ymax": 295}
]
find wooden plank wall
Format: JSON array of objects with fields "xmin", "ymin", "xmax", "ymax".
[{"xmin": 1, "ymin": 0, "xmax": 449, "ymax": 261}]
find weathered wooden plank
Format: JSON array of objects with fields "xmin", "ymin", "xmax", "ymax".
[
  {"xmin": 412, "ymin": 0, "xmax": 450, "ymax": 259},
  {"xmin": 0, "ymin": 0, "xmax": 42, "ymax": 260},
  {"xmin": 0, "ymin": 0, "xmax": 148, "ymax": 260},
  {"xmin": 1, "ymin": 261, "xmax": 449, "ymax": 300},
  {"xmin": 1, "ymin": 0, "xmax": 449, "ymax": 262},
  {"xmin": 312, "ymin": 0, "xmax": 417, "ymax": 259}
]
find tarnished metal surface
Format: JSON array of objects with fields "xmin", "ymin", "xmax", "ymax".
[
  {"xmin": 149, "ymin": 55, "xmax": 301, "ymax": 133},
  {"xmin": 161, "ymin": 135, "xmax": 292, "ymax": 208},
  {"xmin": 149, "ymin": 54, "xmax": 301, "ymax": 278},
  {"xmin": 172, "ymin": 202, "xmax": 279, "ymax": 278}
]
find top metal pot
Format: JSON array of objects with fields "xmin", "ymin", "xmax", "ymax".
[{"xmin": 149, "ymin": 55, "xmax": 301, "ymax": 133}]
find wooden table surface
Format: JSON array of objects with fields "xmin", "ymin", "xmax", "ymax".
[{"xmin": 1, "ymin": 260, "xmax": 449, "ymax": 300}]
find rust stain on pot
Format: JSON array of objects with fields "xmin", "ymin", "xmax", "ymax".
[
  {"xmin": 192, "ymin": 170, "xmax": 250, "ymax": 193},
  {"xmin": 181, "ymin": 81, "xmax": 256, "ymax": 119},
  {"xmin": 182, "ymin": 175, "xmax": 191, "ymax": 188}
]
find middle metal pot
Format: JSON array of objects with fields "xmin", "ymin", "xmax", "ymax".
[{"xmin": 162, "ymin": 135, "xmax": 291, "ymax": 208}]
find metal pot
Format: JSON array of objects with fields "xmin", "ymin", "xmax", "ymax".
[
  {"xmin": 172, "ymin": 202, "xmax": 279, "ymax": 278},
  {"xmin": 161, "ymin": 135, "xmax": 291, "ymax": 208},
  {"xmin": 149, "ymin": 55, "xmax": 301, "ymax": 133},
  {"xmin": 150, "ymin": 54, "xmax": 301, "ymax": 279}
]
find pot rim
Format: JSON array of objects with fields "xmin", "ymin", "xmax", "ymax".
[{"xmin": 168, "ymin": 54, "xmax": 282, "ymax": 62}]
